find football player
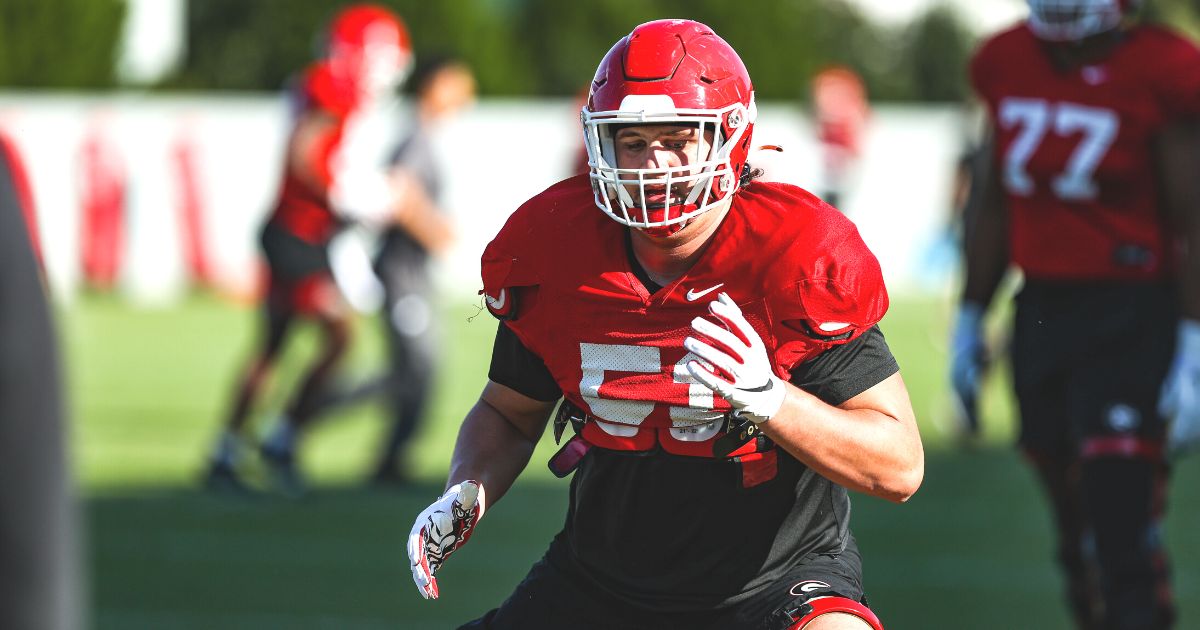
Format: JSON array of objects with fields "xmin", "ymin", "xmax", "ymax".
[
  {"xmin": 369, "ymin": 56, "xmax": 470, "ymax": 486},
  {"xmin": 407, "ymin": 20, "xmax": 923, "ymax": 629},
  {"xmin": 205, "ymin": 4, "xmax": 421, "ymax": 494},
  {"xmin": 951, "ymin": 1, "xmax": 1200, "ymax": 627}
]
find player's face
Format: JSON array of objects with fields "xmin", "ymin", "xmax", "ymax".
[
  {"xmin": 614, "ymin": 124, "xmax": 713, "ymax": 169},
  {"xmin": 614, "ymin": 123, "xmax": 715, "ymax": 230}
]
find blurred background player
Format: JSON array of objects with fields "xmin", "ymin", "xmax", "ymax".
[
  {"xmin": 368, "ymin": 56, "xmax": 474, "ymax": 486},
  {"xmin": 205, "ymin": 4, "xmax": 413, "ymax": 494},
  {"xmin": 951, "ymin": 0, "xmax": 1200, "ymax": 627},
  {"xmin": 407, "ymin": 19, "xmax": 922, "ymax": 629}
]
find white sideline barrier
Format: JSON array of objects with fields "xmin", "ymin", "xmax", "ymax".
[{"xmin": 0, "ymin": 93, "xmax": 966, "ymax": 305}]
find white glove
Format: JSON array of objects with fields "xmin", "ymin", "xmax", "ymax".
[
  {"xmin": 949, "ymin": 301, "xmax": 986, "ymax": 435},
  {"xmin": 1159, "ymin": 319, "xmax": 1200, "ymax": 456},
  {"xmin": 327, "ymin": 226, "xmax": 384, "ymax": 314},
  {"xmin": 684, "ymin": 293, "xmax": 787, "ymax": 424},
  {"xmin": 407, "ymin": 481, "xmax": 484, "ymax": 600},
  {"xmin": 328, "ymin": 166, "xmax": 400, "ymax": 226}
]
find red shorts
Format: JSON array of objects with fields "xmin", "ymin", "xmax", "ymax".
[{"xmin": 267, "ymin": 271, "xmax": 337, "ymax": 316}]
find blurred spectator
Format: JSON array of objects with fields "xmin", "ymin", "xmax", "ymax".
[
  {"xmin": 205, "ymin": 4, "xmax": 413, "ymax": 495},
  {"xmin": 369, "ymin": 56, "xmax": 473, "ymax": 486},
  {"xmin": 811, "ymin": 65, "xmax": 869, "ymax": 209},
  {"xmin": 951, "ymin": 1, "xmax": 1200, "ymax": 627},
  {"xmin": 0, "ymin": 126, "xmax": 81, "ymax": 630},
  {"xmin": 77, "ymin": 117, "xmax": 127, "ymax": 291}
]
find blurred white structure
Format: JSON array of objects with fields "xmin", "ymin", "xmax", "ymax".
[
  {"xmin": 0, "ymin": 94, "xmax": 966, "ymax": 305},
  {"xmin": 845, "ymin": 0, "xmax": 1026, "ymax": 32},
  {"xmin": 117, "ymin": 0, "xmax": 187, "ymax": 85}
]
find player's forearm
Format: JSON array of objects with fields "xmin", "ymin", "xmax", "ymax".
[
  {"xmin": 960, "ymin": 138, "xmax": 1009, "ymax": 310},
  {"xmin": 1180, "ymin": 236, "xmax": 1200, "ymax": 320},
  {"xmin": 1177, "ymin": 192, "xmax": 1200, "ymax": 319},
  {"xmin": 1155, "ymin": 121, "xmax": 1200, "ymax": 319},
  {"xmin": 395, "ymin": 200, "xmax": 456, "ymax": 254},
  {"xmin": 390, "ymin": 170, "xmax": 456, "ymax": 254},
  {"xmin": 760, "ymin": 376, "xmax": 923, "ymax": 503},
  {"xmin": 961, "ymin": 193, "xmax": 1009, "ymax": 310},
  {"xmin": 444, "ymin": 398, "xmax": 540, "ymax": 509},
  {"xmin": 287, "ymin": 113, "xmax": 338, "ymax": 197}
]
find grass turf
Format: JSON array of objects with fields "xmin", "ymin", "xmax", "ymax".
[{"xmin": 66, "ymin": 293, "xmax": 1200, "ymax": 629}]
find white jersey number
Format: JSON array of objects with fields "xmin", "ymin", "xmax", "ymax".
[
  {"xmin": 998, "ymin": 98, "xmax": 1118, "ymax": 201},
  {"xmin": 578, "ymin": 342, "xmax": 724, "ymax": 432}
]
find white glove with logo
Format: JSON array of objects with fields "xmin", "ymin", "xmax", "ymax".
[
  {"xmin": 949, "ymin": 301, "xmax": 987, "ymax": 435},
  {"xmin": 407, "ymin": 480, "xmax": 484, "ymax": 600},
  {"xmin": 684, "ymin": 293, "xmax": 787, "ymax": 424},
  {"xmin": 1159, "ymin": 319, "xmax": 1200, "ymax": 456}
]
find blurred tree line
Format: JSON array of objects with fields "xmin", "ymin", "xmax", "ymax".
[
  {"xmin": 167, "ymin": 0, "xmax": 979, "ymax": 102},
  {"xmin": 2, "ymin": 0, "xmax": 1200, "ymax": 102}
]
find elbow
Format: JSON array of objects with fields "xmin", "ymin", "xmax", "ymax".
[{"xmin": 877, "ymin": 455, "xmax": 924, "ymax": 504}]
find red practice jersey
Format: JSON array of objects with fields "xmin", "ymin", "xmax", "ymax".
[
  {"xmin": 971, "ymin": 24, "xmax": 1200, "ymax": 281},
  {"xmin": 482, "ymin": 176, "xmax": 888, "ymax": 455},
  {"xmin": 267, "ymin": 62, "xmax": 360, "ymax": 245}
]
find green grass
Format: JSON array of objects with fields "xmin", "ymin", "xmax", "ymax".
[{"xmin": 67, "ymin": 293, "xmax": 1200, "ymax": 629}]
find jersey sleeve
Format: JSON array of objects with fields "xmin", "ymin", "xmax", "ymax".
[
  {"xmin": 488, "ymin": 323, "xmax": 561, "ymax": 401},
  {"xmin": 789, "ymin": 325, "xmax": 899, "ymax": 406},
  {"xmin": 1147, "ymin": 29, "xmax": 1200, "ymax": 118},
  {"xmin": 770, "ymin": 215, "xmax": 889, "ymax": 374},
  {"xmin": 481, "ymin": 193, "xmax": 554, "ymax": 327}
]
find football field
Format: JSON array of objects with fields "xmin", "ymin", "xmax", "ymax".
[{"xmin": 68, "ymin": 293, "xmax": 1200, "ymax": 629}]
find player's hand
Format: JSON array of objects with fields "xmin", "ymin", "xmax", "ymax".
[
  {"xmin": 684, "ymin": 293, "xmax": 787, "ymax": 424},
  {"xmin": 407, "ymin": 480, "xmax": 484, "ymax": 600},
  {"xmin": 949, "ymin": 302, "xmax": 986, "ymax": 436},
  {"xmin": 329, "ymin": 167, "xmax": 399, "ymax": 226},
  {"xmin": 1159, "ymin": 319, "xmax": 1200, "ymax": 456}
]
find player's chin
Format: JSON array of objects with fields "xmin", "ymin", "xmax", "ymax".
[{"xmin": 633, "ymin": 209, "xmax": 690, "ymax": 238}]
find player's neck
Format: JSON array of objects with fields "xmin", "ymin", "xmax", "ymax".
[
  {"xmin": 628, "ymin": 204, "xmax": 728, "ymax": 286},
  {"xmin": 1043, "ymin": 28, "xmax": 1125, "ymax": 70}
]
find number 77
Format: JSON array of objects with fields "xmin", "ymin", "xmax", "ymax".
[{"xmin": 999, "ymin": 98, "xmax": 1118, "ymax": 201}]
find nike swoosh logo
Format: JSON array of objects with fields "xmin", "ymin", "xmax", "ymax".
[
  {"xmin": 686, "ymin": 283, "xmax": 725, "ymax": 301},
  {"xmin": 485, "ymin": 289, "xmax": 507, "ymax": 310}
]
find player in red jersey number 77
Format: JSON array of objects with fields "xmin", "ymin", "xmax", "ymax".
[
  {"xmin": 951, "ymin": 1, "xmax": 1200, "ymax": 627},
  {"xmin": 407, "ymin": 19, "xmax": 922, "ymax": 630}
]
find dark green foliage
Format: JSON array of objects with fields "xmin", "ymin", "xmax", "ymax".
[
  {"xmin": 903, "ymin": 5, "xmax": 974, "ymax": 103},
  {"xmin": 0, "ymin": 0, "xmax": 126, "ymax": 88},
  {"xmin": 0, "ymin": 0, "xmax": 985, "ymax": 102}
]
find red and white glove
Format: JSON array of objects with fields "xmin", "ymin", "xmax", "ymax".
[
  {"xmin": 407, "ymin": 480, "xmax": 484, "ymax": 599},
  {"xmin": 1160, "ymin": 319, "xmax": 1200, "ymax": 456},
  {"xmin": 684, "ymin": 293, "xmax": 787, "ymax": 425}
]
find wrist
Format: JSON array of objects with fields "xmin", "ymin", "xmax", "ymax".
[
  {"xmin": 956, "ymin": 301, "xmax": 985, "ymax": 332},
  {"xmin": 743, "ymin": 375, "xmax": 788, "ymax": 425},
  {"xmin": 446, "ymin": 480, "xmax": 486, "ymax": 520}
]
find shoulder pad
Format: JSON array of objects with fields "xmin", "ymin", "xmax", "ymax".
[{"xmin": 302, "ymin": 63, "xmax": 357, "ymax": 118}]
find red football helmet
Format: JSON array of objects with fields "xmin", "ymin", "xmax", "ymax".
[
  {"xmin": 582, "ymin": 19, "xmax": 756, "ymax": 236},
  {"xmin": 1026, "ymin": 0, "xmax": 1141, "ymax": 42},
  {"xmin": 326, "ymin": 4, "xmax": 413, "ymax": 98}
]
